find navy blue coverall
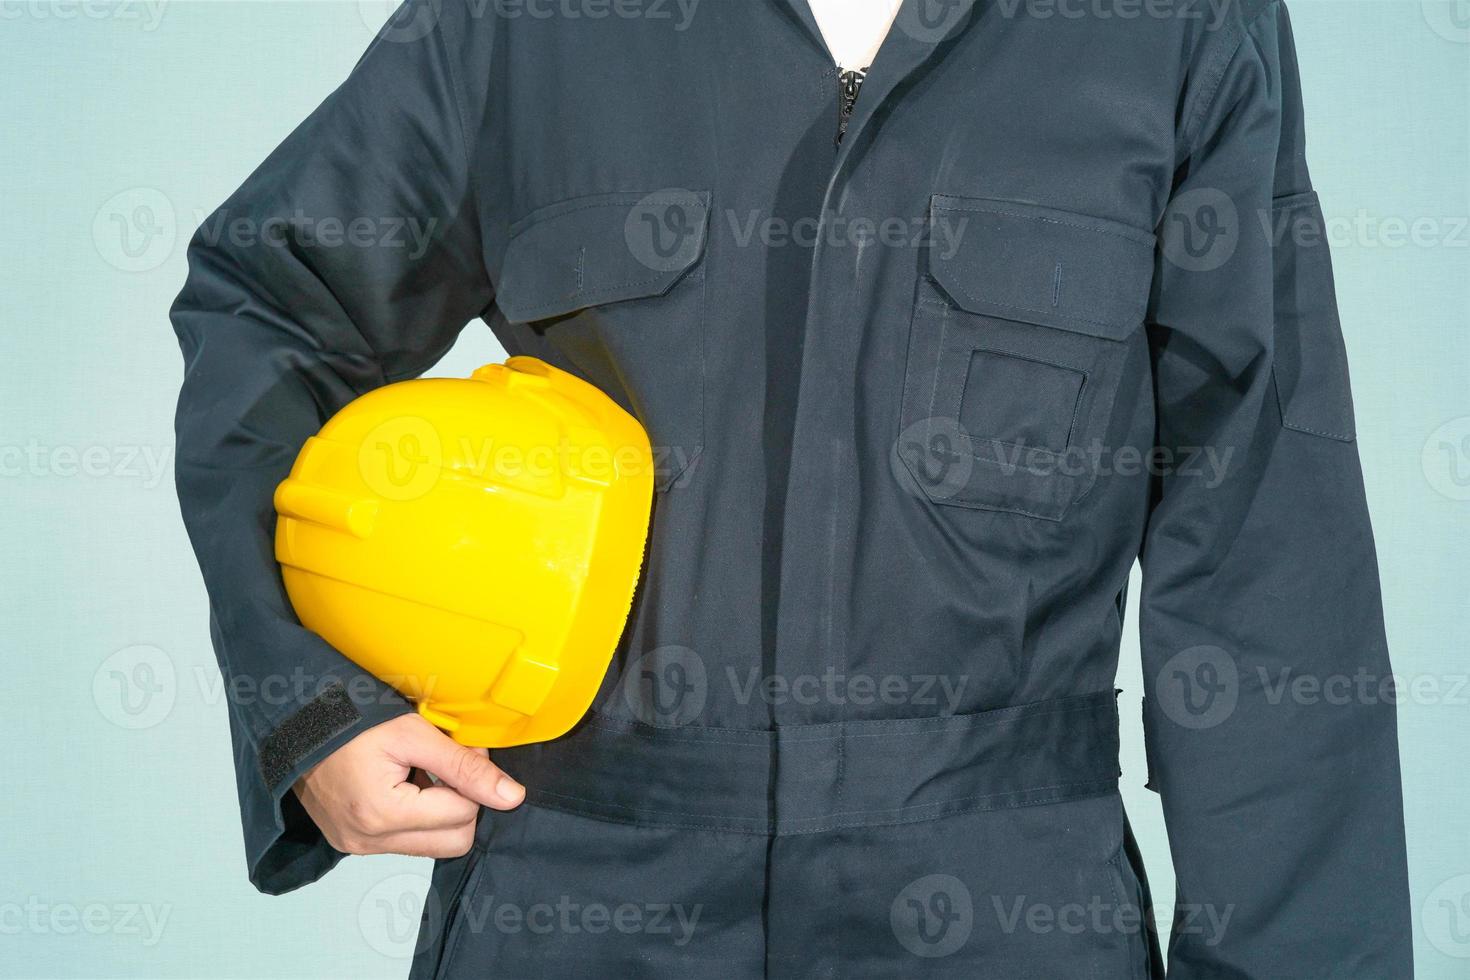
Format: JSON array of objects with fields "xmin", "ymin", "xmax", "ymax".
[{"xmin": 171, "ymin": 0, "xmax": 1413, "ymax": 975}]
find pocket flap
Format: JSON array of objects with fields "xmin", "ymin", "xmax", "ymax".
[
  {"xmin": 928, "ymin": 196, "xmax": 1156, "ymax": 341},
  {"xmin": 497, "ymin": 190, "xmax": 711, "ymax": 324}
]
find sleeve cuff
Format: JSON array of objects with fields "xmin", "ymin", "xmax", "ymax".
[{"xmin": 239, "ymin": 681, "xmax": 414, "ymax": 895}]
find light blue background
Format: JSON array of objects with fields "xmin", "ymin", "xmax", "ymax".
[{"xmin": 1, "ymin": 1, "xmax": 1466, "ymax": 976}]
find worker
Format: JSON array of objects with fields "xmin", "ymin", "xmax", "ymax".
[{"xmin": 170, "ymin": 0, "xmax": 1413, "ymax": 976}]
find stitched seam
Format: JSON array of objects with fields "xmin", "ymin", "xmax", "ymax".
[
  {"xmin": 530, "ymin": 774, "xmax": 1116, "ymax": 823},
  {"xmin": 695, "ymin": 256, "xmax": 708, "ymax": 485},
  {"xmin": 957, "ymin": 346, "xmax": 1089, "ymax": 457},
  {"xmin": 1282, "ymin": 419, "xmax": 1354, "ymax": 442},
  {"xmin": 919, "ymin": 442, "xmax": 1080, "ymax": 507},
  {"xmin": 934, "ymin": 203, "xmax": 1155, "ymax": 247},
  {"xmin": 1270, "ymin": 192, "xmax": 1321, "ymax": 213},
  {"xmin": 529, "ymin": 788, "xmax": 769, "ymax": 827},
  {"xmin": 511, "ymin": 198, "xmax": 639, "ymax": 234},
  {"xmin": 433, "ymin": 849, "xmax": 490, "ymax": 980},
  {"xmin": 508, "ymin": 269, "xmax": 705, "ymax": 321},
  {"xmin": 508, "ymin": 192, "xmax": 708, "ymax": 237},
  {"xmin": 582, "ymin": 693, "xmax": 1113, "ymax": 743},
  {"xmin": 433, "ymin": 3, "xmax": 472, "ymax": 174},
  {"xmin": 907, "ymin": 327, "xmax": 1092, "ymax": 492},
  {"xmin": 581, "ymin": 720, "xmax": 771, "ymax": 746},
  {"xmin": 523, "ymin": 777, "xmax": 1120, "ymax": 837},
  {"xmin": 1106, "ymin": 842, "xmax": 1154, "ymax": 976},
  {"xmin": 795, "ymin": 701, "xmax": 1108, "ymax": 740},
  {"xmin": 1067, "ymin": 371, "xmax": 1087, "ymax": 447},
  {"xmin": 917, "ymin": 492, "xmax": 1066, "ymax": 521},
  {"xmin": 942, "ymin": 289, "xmax": 1137, "ymax": 334},
  {"xmin": 930, "ymin": 435, "xmax": 1063, "ymax": 464},
  {"xmin": 796, "ymin": 776, "xmax": 1121, "ymax": 824},
  {"xmin": 916, "ymin": 295, "xmax": 1134, "ymax": 342},
  {"xmin": 511, "ymin": 196, "xmax": 649, "ymax": 235},
  {"xmin": 821, "ymin": 780, "xmax": 1119, "ymax": 833},
  {"xmin": 1098, "ymin": 850, "xmax": 1126, "ymax": 980},
  {"xmin": 1179, "ymin": 0, "xmax": 1281, "ymax": 159},
  {"xmin": 1270, "ymin": 365, "xmax": 1353, "ymax": 441},
  {"xmin": 927, "ymin": 301, "xmax": 949, "ymax": 422},
  {"xmin": 257, "ymin": 684, "xmax": 361, "ymax": 790}
]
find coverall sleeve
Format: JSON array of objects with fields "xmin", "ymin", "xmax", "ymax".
[
  {"xmin": 1139, "ymin": 3, "xmax": 1412, "ymax": 975},
  {"xmin": 169, "ymin": 0, "xmax": 495, "ymax": 894}
]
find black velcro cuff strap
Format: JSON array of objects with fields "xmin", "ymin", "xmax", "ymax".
[{"xmin": 258, "ymin": 683, "xmax": 363, "ymax": 790}]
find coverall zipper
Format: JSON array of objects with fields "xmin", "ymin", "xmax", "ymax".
[{"xmin": 836, "ymin": 68, "xmax": 867, "ymax": 146}]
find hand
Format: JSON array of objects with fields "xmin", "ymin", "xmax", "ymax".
[{"xmin": 293, "ymin": 713, "xmax": 525, "ymax": 858}]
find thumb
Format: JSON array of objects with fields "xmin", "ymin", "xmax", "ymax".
[{"xmin": 395, "ymin": 720, "xmax": 525, "ymax": 810}]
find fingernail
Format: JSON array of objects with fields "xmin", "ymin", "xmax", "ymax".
[{"xmin": 496, "ymin": 776, "xmax": 525, "ymax": 804}]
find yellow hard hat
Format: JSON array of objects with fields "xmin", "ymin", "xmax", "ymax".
[{"xmin": 273, "ymin": 357, "xmax": 653, "ymax": 748}]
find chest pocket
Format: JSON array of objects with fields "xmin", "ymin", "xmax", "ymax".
[
  {"xmin": 896, "ymin": 196, "xmax": 1156, "ymax": 521},
  {"xmin": 495, "ymin": 189, "xmax": 710, "ymax": 492}
]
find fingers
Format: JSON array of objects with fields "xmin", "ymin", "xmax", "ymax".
[
  {"xmin": 392, "ymin": 718, "xmax": 526, "ymax": 811},
  {"xmin": 334, "ymin": 822, "xmax": 479, "ymax": 859},
  {"xmin": 320, "ymin": 774, "xmax": 480, "ymax": 853},
  {"xmin": 298, "ymin": 713, "xmax": 528, "ymax": 860},
  {"xmin": 373, "ymin": 826, "xmax": 478, "ymax": 859},
  {"xmin": 386, "ymin": 780, "xmax": 482, "ymax": 830}
]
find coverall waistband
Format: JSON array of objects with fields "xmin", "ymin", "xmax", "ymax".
[{"xmin": 496, "ymin": 691, "xmax": 1121, "ymax": 836}]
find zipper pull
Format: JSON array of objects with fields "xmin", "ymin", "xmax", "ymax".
[{"xmin": 837, "ymin": 68, "xmax": 868, "ymax": 147}]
